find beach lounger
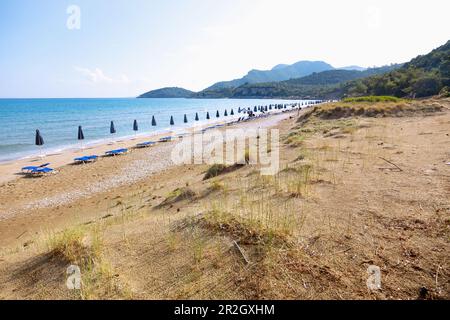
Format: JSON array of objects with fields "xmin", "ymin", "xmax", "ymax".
[
  {"xmin": 136, "ymin": 141, "xmax": 156, "ymax": 148},
  {"xmin": 105, "ymin": 148, "xmax": 128, "ymax": 156},
  {"xmin": 26, "ymin": 167, "xmax": 55, "ymax": 176},
  {"xmin": 74, "ymin": 155, "xmax": 98, "ymax": 163},
  {"xmin": 21, "ymin": 163, "xmax": 50, "ymax": 173},
  {"xmin": 159, "ymin": 136, "xmax": 172, "ymax": 142}
]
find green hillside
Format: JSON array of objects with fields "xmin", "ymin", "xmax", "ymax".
[
  {"xmin": 196, "ymin": 65, "xmax": 401, "ymax": 99},
  {"xmin": 341, "ymin": 41, "xmax": 450, "ymax": 98},
  {"xmin": 138, "ymin": 87, "xmax": 194, "ymax": 98},
  {"xmin": 204, "ymin": 60, "xmax": 334, "ymax": 91}
]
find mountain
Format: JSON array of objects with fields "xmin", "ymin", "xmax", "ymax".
[
  {"xmin": 340, "ymin": 40, "xmax": 450, "ymax": 98},
  {"xmin": 196, "ymin": 39, "xmax": 450, "ymax": 99},
  {"xmin": 285, "ymin": 65, "xmax": 401, "ymax": 86},
  {"xmin": 138, "ymin": 87, "xmax": 194, "ymax": 98},
  {"xmin": 204, "ymin": 60, "xmax": 334, "ymax": 91},
  {"xmin": 195, "ymin": 64, "xmax": 401, "ymax": 99},
  {"xmin": 138, "ymin": 41, "xmax": 450, "ymax": 100}
]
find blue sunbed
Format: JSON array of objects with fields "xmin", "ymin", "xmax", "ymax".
[
  {"xmin": 27, "ymin": 167, "xmax": 54, "ymax": 175},
  {"xmin": 74, "ymin": 155, "xmax": 98, "ymax": 163},
  {"xmin": 136, "ymin": 141, "xmax": 156, "ymax": 148},
  {"xmin": 21, "ymin": 163, "xmax": 50, "ymax": 173},
  {"xmin": 105, "ymin": 148, "xmax": 128, "ymax": 156},
  {"xmin": 159, "ymin": 136, "xmax": 172, "ymax": 142}
]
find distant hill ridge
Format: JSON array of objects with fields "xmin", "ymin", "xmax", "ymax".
[
  {"xmin": 137, "ymin": 41, "xmax": 450, "ymax": 99},
  {"xmin": 139, "ymin": 60, "xmax": 362, "ymax": 98},
  {"xmin": 138, "ymin": 87, "xmax": 194, "ymax": 98},
  {"xmin": 205, "ymin": 60, "xmax": 335, "ymax": 91},
  {"xmin": 194, "ymin": 64, "xmax": 401, "ymax": 99}
]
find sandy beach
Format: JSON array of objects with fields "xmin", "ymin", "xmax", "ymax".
[
  {"xmin": 0, "ymin": 110, "xmax": 295, "ymax": 244},
  {"xmin": 0, "ymin": 98, "xmax": 448, "ymax": 300},
  {"xmin": 0, "ymin": 108, "xmax": 294, "ymax": 185}
]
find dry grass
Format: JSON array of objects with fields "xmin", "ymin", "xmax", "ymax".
[
  {"xmin": 298, "ymin": 99, "xmax": 443, "ymax": 123},
  {"xmin": 203, "ymin": 163, "xmax": 244, "ymax": 180},
  {"xmin": 1, "ymin": 98, "xmax": 449, "ymax": 300},
  {"xmin": 44, "ymin": 225, "xmax": 129, "ymax": 299}
]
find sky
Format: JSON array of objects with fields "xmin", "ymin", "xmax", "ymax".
[{"xmin": 0, "ymin": 0, "xmax": 449, "ymax": 98}]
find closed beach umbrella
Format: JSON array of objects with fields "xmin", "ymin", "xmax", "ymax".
[
  {"xmin": 133, "ymin": 119, "xmax": 138, "ymax": 138},
  {"xmin": 184, "ymin": 114, "xmax": 188, "ymax": 123},
  {"xmin": 216, "ymin": 110, "xmax": 220, "ymax": 118},
  {"xmin": 195, "ymin": 113, "xmax": 199, "ymax": 121},
  {"xmin": 110, "ymin": 121, "xmax": 116, "ymax": 134},
  {"xmin": 206, "ymin": 112, "xmax": 210, "ymax": 120},
  {"xmin": 224, "ymin": 109, "xmax": 228, "ymax": 116},
  {"xmin": 170, "ymin": 116, "xmax": 174, "ymax": 125},
  {"xmin": 35, "ymin": 129, "xmax": 44, "ymax": 146},
  {"xmin": 78, "ymin": 126, "xmax": 85, "ymax": 149},
  {"xmin": 35, "ymin": 129, "xmax": 44, "ymax": 157},
  {"xmin": 78, "ymin": 126, "xmax": 84, "ymax": 140},
  {"xmin": 152, "ymin": 115, "xmax": 157, "ymax": 126}
]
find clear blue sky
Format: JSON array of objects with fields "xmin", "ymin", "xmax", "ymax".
[{"xmin": 1, "ymin": 0, "xmax": 449, "ymax": 98}]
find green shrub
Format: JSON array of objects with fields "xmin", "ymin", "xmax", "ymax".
[{"xmin": 342, "ymin": 96, "xmax": 404, "ymax": 103}]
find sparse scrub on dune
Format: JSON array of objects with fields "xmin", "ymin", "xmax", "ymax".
[
  {"xmin": 156, "ymin": 187, "xmax": 197, "ymax": 208},
  {"xmin": 202, "ymin": 180, "xmax": 304, "ymax": 245},
  {"xmin": 342, "ymin": 96, "xmax": 405, "ymax": 103},
  {"xmin": 47, "ymin": 227, "xmax": 93, "ymax": 266},
  {"xmin": 200, "ymin": 208, "xmax": 293, "ymax": 247},
  {"xmin": 296, "ymin": 98, "xmax": 443, "ymax": 124},
  {"xmin": 284, "ymin": 133, "xmax": 305, "ymax": 147},
  {"xmin": 167, "ymin": 187, "xmax": 196, "ymax": 201},
  {"xmin": 209, "ymin": 180, "xmax": 226, "ymax": 192},
  {"xmin": 281, "ymin": 164, "xmax": 313, "ymax": 198},
  {"xmin": 45, "ymin": 225, "xmax": 125, "ymax": 299},
  {"xmin": 203, "ymin": 163, "xmax": 244, "ymax": 180},
  {"xmin": 204, "ymin": 164, "xmax": 227, "ymax": 180}
]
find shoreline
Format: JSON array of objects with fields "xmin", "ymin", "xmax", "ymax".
[
  {"xmin": 0, "ymin": 109, "xmax": 297, "ymax": 227},
  {"xmin": 0, "ymin": 108, "xmax": 298, "ymax": 185}
]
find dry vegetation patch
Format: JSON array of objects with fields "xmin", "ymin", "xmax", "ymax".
[
  {"xmin": 297, "ymin": 98, "xmax": 444, "ymax": 123},
  {"xmin": 203, "ymin": 163, "xmax": 245, "ymax": 180}
]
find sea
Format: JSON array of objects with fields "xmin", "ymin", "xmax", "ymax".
[{"xmin": 0, "ymin": 98, "xmax": 310, "ymax": 162}]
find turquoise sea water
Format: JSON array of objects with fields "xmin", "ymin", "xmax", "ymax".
[{"xmin": 0, "ymin": 98, "xmax": 306, "ymax": 162}]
